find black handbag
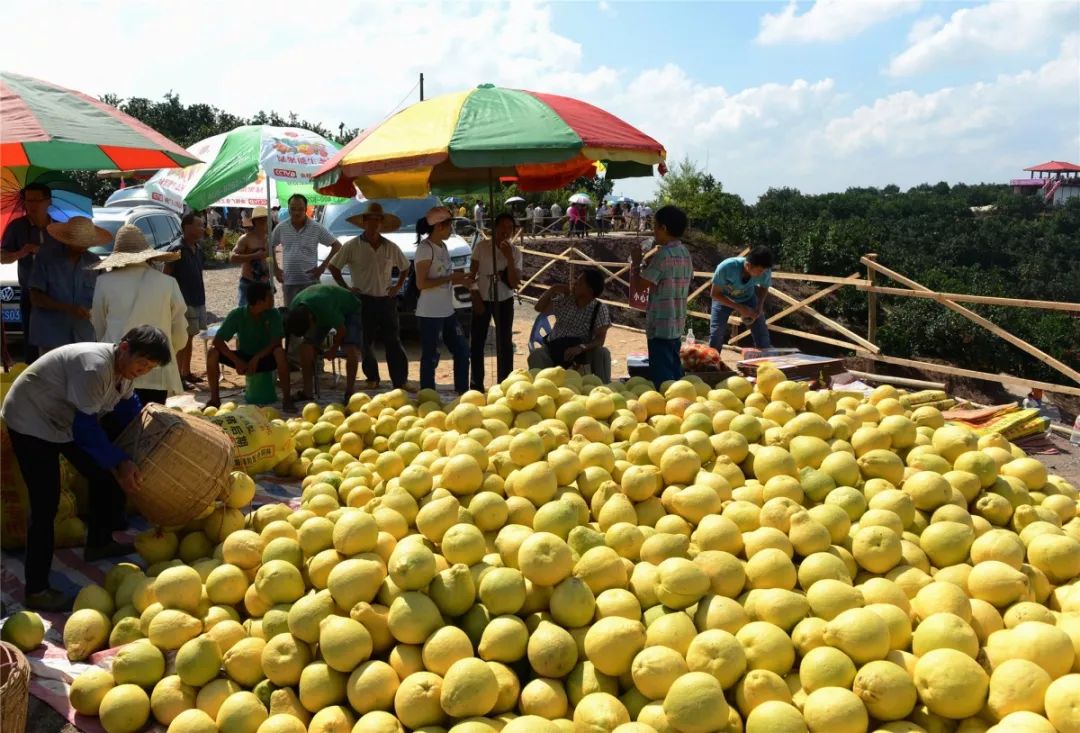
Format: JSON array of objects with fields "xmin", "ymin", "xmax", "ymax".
[{"xmin": 545, "ymin": 301, "xmax": 600, "ymax": 367}]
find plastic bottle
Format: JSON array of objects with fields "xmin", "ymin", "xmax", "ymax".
[
  {"xmin": 685, "ymin": 326, "xmax": 696, "ymax": 345},
  {"xmin": 1071, "ymin": 415, "xmax": 1080, "ymax": 447}
]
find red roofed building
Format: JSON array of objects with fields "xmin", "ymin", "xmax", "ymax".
[{"xmin": 1011, "ymin": 161, "xmax": 1080, "ymax": 205}]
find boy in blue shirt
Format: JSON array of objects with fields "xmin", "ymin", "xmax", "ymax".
[{"xmin": 709, "ymin": 246, "xmax": 773, "ymax": 351}]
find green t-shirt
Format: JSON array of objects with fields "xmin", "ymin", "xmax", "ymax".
[
  {"xmin": 291, "ymin": 284, "xmax": 360, "ymax": 330},
  {"xmin": 216, "ymin": 306, "xmax": 284, "ymax": 355}
]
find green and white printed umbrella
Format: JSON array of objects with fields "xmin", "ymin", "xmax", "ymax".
[{"xmin": 146, "ymin": 125, "xmax": 347, "ymax": 212}]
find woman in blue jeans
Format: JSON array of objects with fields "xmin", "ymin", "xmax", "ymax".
[
  {"xmin": 414, "ymin": 207, "xmax": 472, "ymax": 393},
  {"xmin": 709, "ymin": 246, "xmax": 774, "ymax": 351}
]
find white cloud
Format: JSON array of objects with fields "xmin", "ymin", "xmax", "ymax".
[
  {"xmin": 1, "ymin": 0, "xmax": 1075, "ymax": 203},
  {"xmin": 827, "ymin": 34, "xmax": 1080, "ymax": 158},
  {"xmin": 888, "ymin": 0, "xmax": 1080, "ymax": 76},
  {"xmin": 757, "ymin": 0, "xmax": 921, "ymax": 44}
]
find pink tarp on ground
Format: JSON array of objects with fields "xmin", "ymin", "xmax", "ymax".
[{"xmin": 0, "ymin": 478, "xmax": 301, "ymax": 733}]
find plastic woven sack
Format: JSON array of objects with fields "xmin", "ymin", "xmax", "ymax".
[{"xmin": 209, "ymin": 408, "xmax": 296, "ymax": 475}]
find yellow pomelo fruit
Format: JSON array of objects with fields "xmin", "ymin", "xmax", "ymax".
[
  {"xmin": 2, "ymin": 610, "xmax": 45, "ymax": 652},
  {"xmin": 99, "ymin": 684, "xmax": 151, "ymax": 733},
  {"xmin": 69, "ymin": 667, "xmax": 116, "ymax": 716},
  {"xmin": 111, "ymin": 638, "xmax": 166, "ymax": 688},
  {"xmin": 913, "ymin": 648, "xmax": 989, "ymax": 719},
  {"xmin": 64, "ymin": 609, "xmax": 111, "ymax": 661}
]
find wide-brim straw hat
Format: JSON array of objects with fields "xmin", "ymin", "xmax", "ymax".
[
  {"xmin": 250, "ymin": 205, "xmax": 269, "ymax": 220},
  {"xmin": 46, "ymin": 216, "xmax": 112, "ymax": 248},
  {"xmin": 91, "ymin": 224, "xmax": 180, "ymax": 271},
  {"xmin": 346, "ymin": 201, "xmax": 401, "ymax": 233}
]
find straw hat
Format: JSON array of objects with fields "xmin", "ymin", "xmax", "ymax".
[
  {"xmin": 91, "ymin": 224, "xmax": 180, "ymax": 271},
  {"xmin": 346, "ymin": 201, "xmax": 401, "ymax": 233},
  {"xmin": 250, "ymin": 206, "xmax": 269, "ymax": 220},
  {"xmin": 46, "ymin": 216, "xmax": 112, "ymax": 248},
  {"xmin": 425, "ymin": 206, "xmax": 453, "ymax": 226}
]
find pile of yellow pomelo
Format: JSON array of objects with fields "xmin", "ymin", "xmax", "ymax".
[{"xmin": 39, "ymin": 364, "xmax": 1080, "ymax": 732}]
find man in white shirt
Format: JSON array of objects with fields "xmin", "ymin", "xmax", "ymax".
[
  {"xmin": 550, "ymin": 202, "xmax": 563, "ymax": 232},
  {"xmin": 328, "ymin": 202, "xmax": 411, "ymax": 390},
  {"xmin": 270, "ymin": 193, "xmax": 342, "ymax": 306},
  {"xmin": 532, "ymin": 203, "xmax": 545, "ymax": 237},
  {"xmin": 473, "ymin": 200, "xmax": 485, "ymax": 231}
]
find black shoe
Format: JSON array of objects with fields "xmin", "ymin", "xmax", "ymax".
[
  {"xmin": 84, "ymin": 541, "xmax": 136, "ymax": 562},
  {"xmin": 25, "ymin": 588, "xmax": 73, "ymax": 612}
]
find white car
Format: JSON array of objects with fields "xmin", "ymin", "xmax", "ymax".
[
  {"xmin": 316, "ymin": 197, "xmax": 474, "ymax": 315},
  {"xmin": 0, "ymin": 259, "xmax": 21, "ymax": 338}
]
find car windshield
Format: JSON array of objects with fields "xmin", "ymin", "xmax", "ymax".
[{"xmin": 321, "ymin": 197, "xmax": 441, "ymax": 238}]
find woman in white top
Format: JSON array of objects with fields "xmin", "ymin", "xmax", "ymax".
[
  {"xmin": 414, "ymin": 206, "xmax": 472, "ymax": 393},
  {"xmin": 91, "ymin": 225, "xmax": 188, "ymax": 404},
  {"xmin": 469, "ymin": 213, "xmax": 521, "ymax": 390}
]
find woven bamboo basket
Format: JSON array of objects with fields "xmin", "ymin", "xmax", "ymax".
[
  {"xmin": 114, "ymin": 404, "xmax": 234, "ymax": 527},
  {"xmin": 0, "ymin": 641, "xmax": 30, "ymax": 733}
]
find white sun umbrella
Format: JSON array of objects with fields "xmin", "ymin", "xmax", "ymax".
[
  {"xmin": 568, "ymin": 193, "xmax": 592, "ymax": 205},
  {"xmin": 504, "ymin": 196, "xmax": 525, "ymax": 204},
  {"xmin": 145, "ymin": 125, "xmax": 345, "ymax": 214}
]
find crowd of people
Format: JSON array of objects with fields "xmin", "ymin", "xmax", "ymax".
[{"xmin": 1, "ymin": 184, "xmax": 778, "ymax": 411}]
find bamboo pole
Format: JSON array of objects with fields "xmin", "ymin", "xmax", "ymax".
[
  {"xmin": 728, "ymin": 275, "xmax": 861, "ymax": 344},
  {"xmin": 769, "ymin": 288, "xmax": 880, "ymax": 353},
  {"xmin": 857, "ymin": 285, "xmax": 1080, "ymax": 312},
  {"xmin": 855, "ymin": 351, "xmax": 1080, "ymax": 398},
  {"xmin": 866, "ymin": 253, "xmax": 878, "ymax": 345},
  {"xmin": 861, "ymin": 257, "xmax": 1080, "ymax": 386},
  {"xmin": 518, "ymin": 246, "xmax": 572, "ymax": 291}
]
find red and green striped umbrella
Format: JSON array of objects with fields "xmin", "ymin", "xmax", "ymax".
[
  {"xmin": 0, "ymin": 72, "xmax": 200, "ymax": 171},
  {"xmin": 314, "ymin": 84, "xmax": 665, "ymax": 199}
]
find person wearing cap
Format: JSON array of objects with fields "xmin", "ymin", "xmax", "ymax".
[
  {"xmin": 328, "ymin": 202, "xmax": 411, "ymax": 391},
  {"xmin": 90, "ymin": 225, "xmax": 187, "ymax": 405},
  {"xmin": 1, "ymin": 324, "xmax": 172, "ymax": 610},
  {"xmin": 1, "ymin": 182, "xmax": 59, "ymax": 362},
  {"xmin": 283, "ymin": 284, "xmax": 362, "ymax": 402},
  {"xmin": 27, "ymin": 216, "xmax": 106, "ymax": 354},
  {"xmin": 231, "ymin": 206, "xmax": 272, "ymax": 306},
  {"xmin": 415, "ymin": 206, "xmax": 472, "ymax": 393},
  {"xmin": 469, "ymin": 212, "xmax": 521, "ymax": 390}
]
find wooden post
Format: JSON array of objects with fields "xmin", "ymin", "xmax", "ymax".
[{"xmin": 866, "ymin": 253, "xmax": 878, "ymax": 346}]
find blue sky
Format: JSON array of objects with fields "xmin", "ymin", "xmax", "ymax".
[{"xmin": 2, "ymin": 0, "xmax": 1078, "ymax": 202}]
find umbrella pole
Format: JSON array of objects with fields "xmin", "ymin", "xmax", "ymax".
[
  {"xmin": 488, "ymin": 168, "xmax": 501, "ymax": 387},
  {"xmin": 266, "ymin": 174, "xmax": 279, "ymax": 305}
]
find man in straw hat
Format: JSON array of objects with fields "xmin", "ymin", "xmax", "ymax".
[
  {"xmin": 1, "ymin": 325, "xmax": 173, "ymax": 610},
  {"xmin": 232, "ymin": 206, "xmax": 272, "ymax": 306},
  {"xmin": 90, "ymin": 225, "xmax": 186, "ymax": 405},
  {"xmin": 27, "ymin": 216, "xmax": 107, "ymax": 354},
  {"xmin": 328, "ymin": 201, "xmax": 412, "ymax": 391},
  {"xmin": 206, "ymin": 280, "xmax": 293, "ymax": 411}
]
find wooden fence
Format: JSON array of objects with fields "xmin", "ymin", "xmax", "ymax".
[{"xmin": 509, "ymin": 231, "xmax": 1080, "ymax": 397}]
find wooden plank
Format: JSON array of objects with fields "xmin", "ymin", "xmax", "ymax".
[
  {"xmin": 569, "ymin": 247, "xmax": 631, "ymax": 288},
  {"xmin": 769, "ymin": 287, "xmax": 881, "ymax": 353},
  {"xmin": 768, "ymin": 326, "xmax": 864, "ymax": 352},
  {"xmin": 771, "ymin": 272, "xmax": 872, "ymax": 285},
  {"xmin": 866, "ymin": 253, "xmax": 878, "ymax": 345},
  {"xmin": 856, "ymin": 285, "xmax": 1080, "ymax": 312},
  {"xmin": 729, "ymin": 275, "xmax": 860, "ymax": 345},
  {"xmin": 845, "ymin": 369, "xmax": 946, "ymax": 390},
  {"xmin": 855, "ymin": 351, "xmax": 1080, "ymax": 398},
  {"xmin": 860, "ymin": 257, "xmax": 1080, "ymax": 386},
  {"xmin": 518, "ymin": 246, "xmax": 572, "ymax": 291}
]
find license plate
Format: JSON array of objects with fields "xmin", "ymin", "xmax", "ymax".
[{"xmin": 2, "ymin": 307, "xmax": 22, "ymax": 324}]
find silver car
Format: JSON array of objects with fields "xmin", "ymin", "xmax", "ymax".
[{"xmin": 91, "ymin": 206, "xmax": 184, "ymax": 255}]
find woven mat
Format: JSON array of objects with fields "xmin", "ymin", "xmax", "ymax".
[
  {"xmin": 941, "ymin": 403, "xmax": 1018, "ymax": 423},
  {"xmin": 0, "ymin": 477, "xmax": 301, "ymax": 733},
  {"xmin": 1013, "ymin": 433, "xmax": 1063, "ymax": 455}
]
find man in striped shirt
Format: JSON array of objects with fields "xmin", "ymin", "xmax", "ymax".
[
  {"xmin": 271, "ymin": 193, "xmax": 342, "ymax": 306},
  {"xmin": 630, "ymin": 205, "xmax": 693, "ymax": 387}
]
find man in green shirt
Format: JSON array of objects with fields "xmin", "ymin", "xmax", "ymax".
[
  {"xmin": 207, "ymin": 281, "xmax": 293, "ymax": 411},
  {"xmin": 285, "ymin": 283, "xmax": 362, "ymax": 402}
]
